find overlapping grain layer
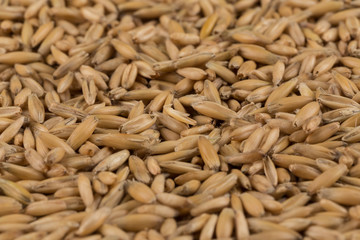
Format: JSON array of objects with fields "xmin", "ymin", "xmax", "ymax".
[{"xmin": 1, "ymin": 0, "xmax": 360, "ymax": 239}]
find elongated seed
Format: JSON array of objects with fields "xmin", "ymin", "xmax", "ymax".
[{"xmin": 1, "ymin": 1, "xmax": 360, "ymax": 239}]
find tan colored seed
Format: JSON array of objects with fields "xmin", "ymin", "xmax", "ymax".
[
  {"xmin": 0, "ymin": 178, "xmax": 33, "ymax": 205},
  {"xmin": 0, "ymin": 52, "xmax": 42, "ymax": 64},
  {"xmin": 240, "ymin": 192, "xmax": 265, "ymax": 217},
  {"xmin": 126, "ymin": 180, "xmax": 156, "ymax": 204},
  {"xmin": 307, "ymin": 163, "xmax": 348, "ymax": 194},
  {"xmin": 25, "ymin": 148, "xmax": 47, "ymax": 173},
  {"xmin": 192, "ymin": 101, "xmax": 237, "ymax": 120},
  {"xmin": 28, "ymin": 94, "xmax": 45, "ymax": 123},
  {"xmin": 205, "ymin": 61, "xmax": 237, "ymax": 84},
  {"xmin": 76, "ymin": 207, "xmax": 111, "ymax": 236},
  {"xmin": 78, "ymin": 173, "xmax": 94, "ymax": 208},
  {"xmin": 0, "ymin": 116, "xmax": 24, "ymax": 143},
  {"xmin": 177, "ymin": 68, "xmax": 207, "ymax": 81},
  {"xmin": 129, "ymin": 155, "xmax": 151, "ymax": 184},
  {"xmin": 66, "ymin": 115, "xmax": 98, "ymax": 150},
  {"xmin": 200, "ymin": 12, "xmax": 218, "ymax": 40},
  {"xmin": 111, "ymin": 39, "xmax": 139, "ymax": 60},
  {"xmin": 237, "ymin": 44, "xmax": 284, "ymax": 65},
  {"xmin": 112, "ymin": 214, "xmax": 164, "ymax": 232}
]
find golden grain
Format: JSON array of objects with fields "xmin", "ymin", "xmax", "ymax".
[
  {"xmin": 113, "ymin": 214, "xmax": 164, "ymax": 232},
  {"xmin": 1, "ymin": 1, "xmax": 360, "ymax": 238},
  {"xmin": 66, "ymin": 116, "xmax": 98, "ymax": 150}
]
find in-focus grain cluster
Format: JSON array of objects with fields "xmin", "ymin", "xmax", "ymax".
[{"xmin": 1, "ymin": 0, "xmax": 360, "ymax": 239}]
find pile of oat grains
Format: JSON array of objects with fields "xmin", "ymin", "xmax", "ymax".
[{"xmin": 1, "ymin": 0, "xmax": 360, "ymax": 239}]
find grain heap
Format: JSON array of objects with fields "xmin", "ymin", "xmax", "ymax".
[{"xmin": 2, "ymin": 0, "xmax": 360, "ymax": 239}]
